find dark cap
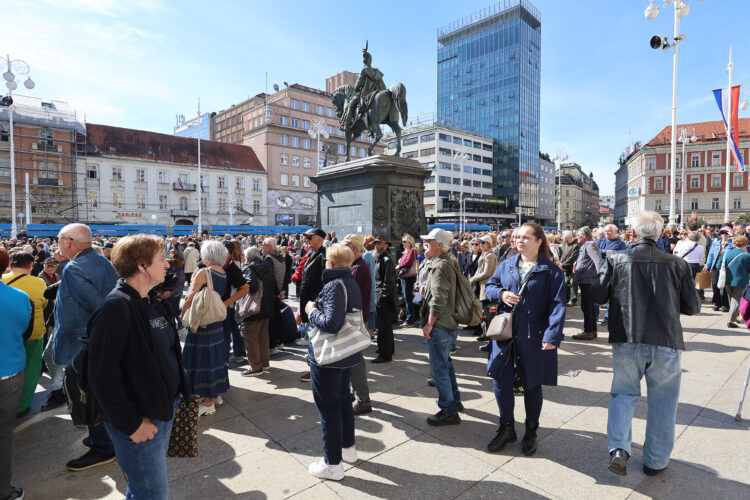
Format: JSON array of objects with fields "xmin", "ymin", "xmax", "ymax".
[
  {"xmin": 374, "ymin": 234, "xmax": 390, "ymax": 244},
  {"xmin": 43, "ymin": 257, "xmax": 58, "ymax": 265},
  {"xmin": 103, "ymin": 242, "xmax": 114, "ymax": 249},
  {"xmin": 304, "ymin": 228, "xmax": 326, "ymax": 238}
]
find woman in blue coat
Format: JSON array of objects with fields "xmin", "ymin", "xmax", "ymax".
[{"xmin": 484, "ymin": 222, "xmax": 567, "ymax": 456}]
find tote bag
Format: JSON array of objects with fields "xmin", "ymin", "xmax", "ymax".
[
  {"xmin": 182, "ymin": 269, "xmax": 227, "ymax": 333},
  {"xmin": 309, "ymin": 280, "xmax": 371, "ymax": 366}
]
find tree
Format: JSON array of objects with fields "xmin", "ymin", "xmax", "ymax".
[
  {"xmin": 539, "ymin": 151, "xmax": 551, "ymax": 162},
  {"xmin": 736, "ymin": 213, "xmax": 750, "ymax": 226}
]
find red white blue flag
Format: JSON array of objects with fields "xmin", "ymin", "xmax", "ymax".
[
  {"xmin": 712, "ymin": 85, "xmax": 745, "ymax": 173},
  {"xmin": 178, "ymin": 177, "xmax": 185, "ymax": 190}
]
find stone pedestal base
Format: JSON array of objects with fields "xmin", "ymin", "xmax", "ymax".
[{"xmin": 312, "ymin": 155, "xmax": 430, "ymax": 245}]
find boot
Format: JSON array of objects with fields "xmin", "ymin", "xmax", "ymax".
[
  {"xmin": 487, "ymin": 420, "xmax": 516, "ymax": 453},
  {"xmin": 522, "ymin": 420, "xmax": 539, "ymax": 456}
]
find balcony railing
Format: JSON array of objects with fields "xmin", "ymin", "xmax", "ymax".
[
  {"xmin": 172, "ymin": 182, "xmax": 196, "ymax": 191},
  {"xmin": 170, "ymin": 209, "xmax": 198, "ymax": 217}
]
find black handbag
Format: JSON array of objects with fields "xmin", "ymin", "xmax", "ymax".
[{"xmin": 63, "ymin": 344, "xmax": 101, "ymax": 428}]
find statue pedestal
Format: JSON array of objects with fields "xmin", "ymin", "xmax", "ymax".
[{"xmin": 312, "ymin": 155, "xmax": 430, "ymax": 245}]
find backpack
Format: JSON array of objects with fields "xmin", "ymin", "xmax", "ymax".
[{"xmin": 450, "ymin": 260, "xmax": 482, "ymax": 327}]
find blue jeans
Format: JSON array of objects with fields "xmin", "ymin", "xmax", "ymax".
[
  {"xmin": 310, "ymin": 364, "xmax": 355, "ymax": 466},
  {"xmin": 400, "ymin": 277, "xmax": 417, "ymax": 324},
  {"xmin": 426, "ymin": 327, "xmax": 460, "ymax": 414},
  {"xmin": 103, "ymin": 398, "xmax": 179, "ymax": 500},
  {"xmin": 223, "ymin": 308, "xmax": 245, "ymax": 358},
  {"xmin": 607, "ymin": 343, "xmax": 682, "ymax": 470}
]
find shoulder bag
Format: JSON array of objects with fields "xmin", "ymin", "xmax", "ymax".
[
  {"xmin": 485, "ymin": 272, "xmax": 532, "ymax": 342},
  {"xmin": 182, "ymin": 269, "xmax": 227, "ymax": 332},
  {"xmin": 309, "ymin": 280, "xmax": 371, "ymax": 366},
  {"xmin": 717, "ymin": 252, "xmax": 743, "ymax": 289},
  {"xmin": 235, "ymin": 268, "xmax": 263, "ymax": 322}
]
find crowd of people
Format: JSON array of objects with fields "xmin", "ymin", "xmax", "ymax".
[{"xmin": 0, "ymin": 213, "xmax": 735, "ymax": 497}]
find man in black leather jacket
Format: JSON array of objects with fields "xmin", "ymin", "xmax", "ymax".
[
  {"xmin": 590, "ymin": 211, "xmax": 700, "ymax": 478},
  {"xmin": 297, "ymin": 228, "xmax": 327, "ymax": 382},
  {"xmin": 372, "ymin": 235, "xmax": 398, "ymax": 363}
]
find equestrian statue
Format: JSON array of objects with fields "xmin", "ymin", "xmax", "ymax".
[{"xmin": 331, "ymin": 41, "xmax": 408, "ymax": 162}]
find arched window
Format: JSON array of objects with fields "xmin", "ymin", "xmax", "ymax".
[{"xmin": 179, "ymin": 196, "xmax": 188, "ymax": 210}]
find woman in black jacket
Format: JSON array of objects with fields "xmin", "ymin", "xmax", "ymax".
[
  {"xmin": 240, "ymin": 247, "xmax": 278, "ymax": 376},
  {"xmin": 88, "ymin": 235, "xmax": 191, "ymax": 500}
]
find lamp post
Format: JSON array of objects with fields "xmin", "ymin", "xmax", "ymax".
[
  {"xmin": 645, "ymin": 0, "xmax": 696, "ymax": 225},
  {"xmin": 196, "ymin": 99, "xmax": 202, "ymax": 236},
  {"xmin": 1, "ymin": 54, "xmax": 35, "ymax": 240},
  {"xmin": 309, "ymin": 119, "xmax": 329, "ymax": 174},
  {"xmin": 552, "ymin": 149, "xmax": 568, "ymax": 232},
  {"xmin": 454, "ymin": 146, "xmax": 468, "ymax": 234},
  {"xmin": 678, "ymin": 126, "xmax": 695, "ymax": 228}
]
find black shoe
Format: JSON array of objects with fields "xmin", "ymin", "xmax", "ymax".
[
  {"xmin": 427, "ymin": 378, "xmax": 435, "ymax": 387},
  {"xmin": 600, "ymin": 319, "xmax": 608, "ymax": 327},
  {"xmin": 521, "ymin": 420, "xmax": 539, "ymax": 456},
  {"xmin": 712, "ymin": 305, "xmax": 721, "ymax": 311},
  {"xmin": 41, "ymin": 388, "xmax": 67, "ymax": 412},
  {"xmin": 476, "ymin": 334, "xmax": 489, "ymax": 341},
  {"xmin": 643, "ymin": 464, "xmax": 666, "ymax": 476},
  {"xmin": 6, "ymin": 487, "xmax": 23, "ymax": 500},
  {"xmin": 487, "ymin": 420, "xmax": 517, "ymax": 452},
  {"xmin": 721, "ymin": 306, "xmax": 730, "ymax": 312},
  {"xmin": 727, "ymin": 322, "xmax": 739, "ymax": 328},
  {"xmin": 479, "ymin": 342, "xmax": 491, "ymax": 352},
  {"xmin": 66, "ymin": 450, "xmax": 116, "ymax": 472},
  {"xmin": 572, "ymin": 332, "xmax": 597, "ymax": 341},
  {"xmin": 426, "ymin": 410, "xmax": 461, "ymax": 426},
  {"xmin": 608, "ymin": 448, "xmax": 630, "ymax": 476},
  {"xmin": 457, "ymin": 402, "xmax": 465, "ymax": 413},
  {"xmin": 371, "ymin": 355, "xmax": 392, "ymax": 364}
]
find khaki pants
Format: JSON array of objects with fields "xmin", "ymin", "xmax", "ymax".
[{"xmin": 242, "ymin": 319, "xmax": 270, "ymax": 372}]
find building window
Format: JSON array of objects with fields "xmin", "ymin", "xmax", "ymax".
[
  {"xmin": 40, "ymin": 127, "xmax": 54, "ymax": 149},
  {"xmin": 279, "ymin": 116, "xmax": 288, "ymax": 126},
  {"xmin": 292, "ymin": 155, "xmax": 300, "ymax": 167},
  {"xmin": 290, "ymin": 118, "xmax": 299, "ymax": 128},
  {"xmin": 159, "ymin": 194, "xmax": 168, "ymax": 210},
  {"xmin": 200, "ymin": 174, "xmax": 208, "ymax": 190},
  {"xmin": 691, "ymin": 198, "xmax": 699, "ymax": 210},
  {"xmin": 359, "ymin": 147, "xmax": 366, "ymax": 157},
  {"xmin": 112, "ymin": 167, "xmax": 122, "ymax": 181},
  {"xmin": 674, "ymin": 156, "xmax": 680, "ymax": 169},
  {"xmin": 302, "ymin": 102, "xmax": 310, "ymax": 112},
  {"xmin": 253, "ymin": 200, "xmax": 261, "ymax": 213},
  {"xmin": 280, "ymin": 134, "xmax": 289, "ymax": 146},
  {"xmin": 218, "ymin": 199, "xmax": 228, "ymax": 214},
  {"xmin": 327, "ymin": 125, "xmax": 335, "ymax": 135},
  {"xmin": 675, "ymin": 178, "xmax": 681, "ymax": 190},
  {"xmin": 319, "ymin": 158, "xmax": 325, "ymax": 169},
  {"xmin": 280, "ymin": 173, "xmax": 289, "ymax": 186},
  {"xmin": 351, "ymin": 146, "xmax": 357, "ymax": 157},
  {"xmin": 253, "ymin": 179, "xmax": 260, "ymax": 191},
  {"xmin": 217, "ymin": 176, "xmax": 225, "ymax": 188},
  {"xmin": 316, "ymin": 105, "xmax": 324, "ymax": 115},
  {"xmin": 645, "ymin": 157, "xmax": 656, "ymax": 170},
  {"xmin": 158, "ymin": 171, "xmax": 169, "ymax": 183},
  {"xmin": 112, "ymin": 192, "xmax": 123, "ymax": 208},
  {"xmin": 338, "ymin": 145, "xmax": 345, "ymax": 155},
  {"xmin": 236, "ymin": 177, "xmax": 245, "ymax": 190},
  {"xmin": 712, "ymin": 152, "xmax": 722, "ymax": 166},
  {"xmin": 712, "ymin": 198, "xmax": 720, "ymax": 210},
  {"xmin": 654, "ymin": 177, "xmax": 663, "ymax": 190},
  {"xmin": 292, "ymin": 136, "xmax": 300, "ymax": 148},
  {"xmin": 280, "ymin": 154, "xmax": 289, "ymax": 166},
  {"xmin": 733, "ymin": 173, "xmax": 743, "ymax": 187},
  {"xmin": 303, "ymin": 138, "xmax": 311, "ymax": 149},
  {"xmin": 235, "ymin": 198, "xmax": 243, "ymax": 210},
  {"xmin": 292, "ymin": 175, "xmax": 299, "ymax": 187},
  {"xmin": 290, "ymin": 99, "xmax": 299, "ymax": 110},
  {"xmin": 303, "ymin": 176, "xmax": 311, "ymax": 188},
  {"xmin": 136, "ymin": 193, "xmax": 146, "ymax": 209},
  {"xmin": 302, "ymin": 120, "xmax": 310, "ymax": 130},
  {"xmin": 691, "ymin": 154, "xmax": 700, "ymax": 167},
  {"xmin": 135, "ymin": 169, "xmax": 145, "ymax": 182},
  {"xmin": 690, "ymin": 176, "xmax": 700, "ymax": 188},
  {"xmin": 654, "ymin": 199, "xmax": 662, "ymax": 211},
  {"xmin": 87, "ymin": 191, "xmax": 98, "ymax": 208},
  {"xmin": 303, "ymin": 157, "xmax": 311, "ymax": 169},
  {"xmin": 336, "ymin": 128, "xmax": 344, "ymax": 137},
  {"xmin": 711, "ymin": 174, "xmax": 721, "ymax": 188},
  {"xmin": 326, "ymin": 108, "xmax": 334, "ymax": 117},
  {"xmin": 734, "ymin": 198, "xmax": 742, "ymax": 209}
]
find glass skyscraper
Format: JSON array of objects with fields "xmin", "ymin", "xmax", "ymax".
[
  {"xmin": 174, "ymin": 112, "xmax": 215, "ymax": 140},
  {"xmin": 437, "ymin": 0, "xmax": 541, "ymax": 216}
]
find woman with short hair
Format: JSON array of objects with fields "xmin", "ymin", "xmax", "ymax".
[
  {"xmin": 721, "ymin": 236, "xmax": 750, "ymax": 328},
  {"xmin": 181, "ymin": 240, "xmax": 230, "ymax": 416},
  {"xmin": 305, "ymin": 243, "xmax": 363, "ymax": 481},
  {"xmin": 87, "ymin": 234, "xmax": 191, "ymax": 500}
]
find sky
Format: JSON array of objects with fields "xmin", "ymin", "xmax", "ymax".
[{"xmin": 2, "ymin": 0, "xmax": 750, "ymax": 196}]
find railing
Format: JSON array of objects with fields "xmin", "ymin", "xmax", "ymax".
[
  {"xmin": 172, "ymin": 182, "xmax": 196, "ymax": 191},
  {"xmin": 170, "ymin": 209, "xmax": 198, "ymax": 217}
]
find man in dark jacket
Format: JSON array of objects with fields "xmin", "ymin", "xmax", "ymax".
[
  {"xmin": 372, "ymin": 234, "xmax": 397, "ymax": 364},
  {"xmin": 559, "ymin": 231, "xmax": 579, "ymax": 305},
  {"xmin": 297, "ymin": 228, "xmax": 327, "ymax": 382},
  {"xmin": 493, "ymin": 230, "xmax": 513, "ymax": 263},
  {"xmin": 590, "ymin": 211, "xmax": 700, "ymax": 478},
  {"xmin": 262, "ymin": 237, "xmax": 289, "ymax": 352}
]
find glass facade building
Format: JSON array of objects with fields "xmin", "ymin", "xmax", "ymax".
[
  {"xmin": 437, "ymin": 0, "xmax": 541, "ymax": 216},
  {"xmin": 174, "ymin": 112, "xmax": 215, "ymax": 140}
]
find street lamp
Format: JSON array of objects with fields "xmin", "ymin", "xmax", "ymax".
[
  {"xmin": 454, "ymin": 146, "xmax": 469, "ymax": 234},
  {"xmin": 646, "ymin": 0, "xmax": 699, "ymax": 225},
  {"xmin": 552, "ymin": 148, "xmax": 568, "ymax": 232},
  {"xmin": 309, "ymin": 119, "xmax": 329, "ymax": 174},
  {"xmin": 1, "ymin": 54, "xmax": 35, "ymax": 240},
  {"xmin": 678, "ymin": 126, "xmax": 695, "ymax": 228}
]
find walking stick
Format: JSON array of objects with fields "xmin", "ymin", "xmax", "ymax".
[{"xmin": 736, "ymin": 361, "xmax": 750, "ymax": 421}]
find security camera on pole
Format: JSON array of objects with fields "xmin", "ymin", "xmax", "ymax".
[
  {"xmin": 1, "ymin": 54, "xmax": 35, "ymax": 240},
  {"xmin": 645, "ymin": 0, "xmax": 702, "ymax": 225}
]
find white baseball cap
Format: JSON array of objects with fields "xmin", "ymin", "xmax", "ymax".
[{"xmin": 420, "ymin": 228, "xmax": 453, "ymax": 247}]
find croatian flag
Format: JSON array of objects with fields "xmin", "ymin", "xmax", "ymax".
[
  {"xmin": 200, "ymin": 179, "xmax": 204, "ymax": 193},
  {"xmin": 713, "ymin": 85, "xmax": 745, "ymax": 173},
  {"xmin": 178, "ymin": 177, "xmax": 185, "ymax": 190}
]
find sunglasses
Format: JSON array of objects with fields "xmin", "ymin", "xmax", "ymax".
[
  {"xmin": 500, "ymin": 235, "xmax": 508, "ymax": 239},
  {"xmin": 471, "ymin": 243, "xmax": 480, "ymax": 246},
  {"xmin": 304, "ymin": 234, "xmax": 313, "ymax": 240}
]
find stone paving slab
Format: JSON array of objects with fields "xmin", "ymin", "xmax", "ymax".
[{"xmin": 11, "ymin": 298, "xmax": 750, "ymax": 499}]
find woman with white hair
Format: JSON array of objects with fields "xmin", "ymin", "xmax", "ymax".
[
  {"xmin": 181, "ymin": 240, "xmax": 229, "ymax": 416},
  {"xmin": 573, "ymin": 226, "xmax": 603, "ymax": 341}
]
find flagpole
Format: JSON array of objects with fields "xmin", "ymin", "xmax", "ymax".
[
  {"xmin": 724, "ymin": 46, "xmax": 733, "ymax": 224},
  {"xmin": 197, "ymin": 98, "xmax": 203, "ymax": 236}
]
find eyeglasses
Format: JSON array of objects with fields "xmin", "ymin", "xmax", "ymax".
[
  {"xmin": 304, "ymin": 235, "xmax": 313, "ymax": 240},
  {"xmin": 500, "ymin": 235, "xmax": 508, "ymax": 239},
  {"xmin": 471, "ymin": 243, "xmax": 480, "ymax": 246}
]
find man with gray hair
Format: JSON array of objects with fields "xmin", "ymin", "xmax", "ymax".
[
  {"xmin": 420, "ymin": 228, "xmax": 463, "ymax": 426},
  {"xmin": 591, "ymin": 211, "xmax": 700, "ymax": 477},
  {"xmin": 559, "ymin": 230, "xmax": 579, "ymax": 306}
]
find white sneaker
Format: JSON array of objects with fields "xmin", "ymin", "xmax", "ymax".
[
  {"xmin": 342, "ymin": 446, "xmax": 358, "ymax": 464},
  {"xmin": 308, "ymin": 459, "xmax": 344, "ymax": 481},
  {"xmin": 295, "ymin": 337, "xmax": 309, "ymax": 346},
  {"xmin": 198, "ymin": 403, "xmax": 216, "ymax": 416},
  {"xmin": 215, "ymin": 395, "xmax": 224, "ymax": 406}
]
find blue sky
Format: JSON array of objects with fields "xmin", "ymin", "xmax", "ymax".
[{"xmin": 3, "ymin": 0, "xmax": 750, "ymax": 195}]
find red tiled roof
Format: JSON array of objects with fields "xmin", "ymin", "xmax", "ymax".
[
  {"xmin": 645, "ymin": 118, "xmax": 750, "ymax": 147},
  {"xmin": 86, "ymin": 123, "xmax": 265, "ymax": 172}
]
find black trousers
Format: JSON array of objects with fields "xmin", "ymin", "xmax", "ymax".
[
  {"xmin": 711, "ymin": 268, "xmax": 729, "ymax": 308},
  {"xmin": 579, "ymin": 283, "xmax": 597, "ymax": 333},
  {"xmin": 376, "ymin": 302, "xmax": 395, "ymax": 358},
  {"xmin": 268, "ymin": 297, "xmax": 282, "ymax": 348}
]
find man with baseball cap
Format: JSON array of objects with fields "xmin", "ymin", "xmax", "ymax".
[
  {"xmin": 342, "ymin": 234, "xmax": 374, "ymax": 414},
  {"xmin": 420, "ymin": 228, "xmax": 463, "ymax": 426},
  {"xmin": 298, "ymin": 228, "xmax": 327, "ymax": 382}
]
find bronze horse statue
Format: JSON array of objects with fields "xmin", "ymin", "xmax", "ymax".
[{"xmin": 332, "ymin": 83, "xmax": 408, "ymax": 161}]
